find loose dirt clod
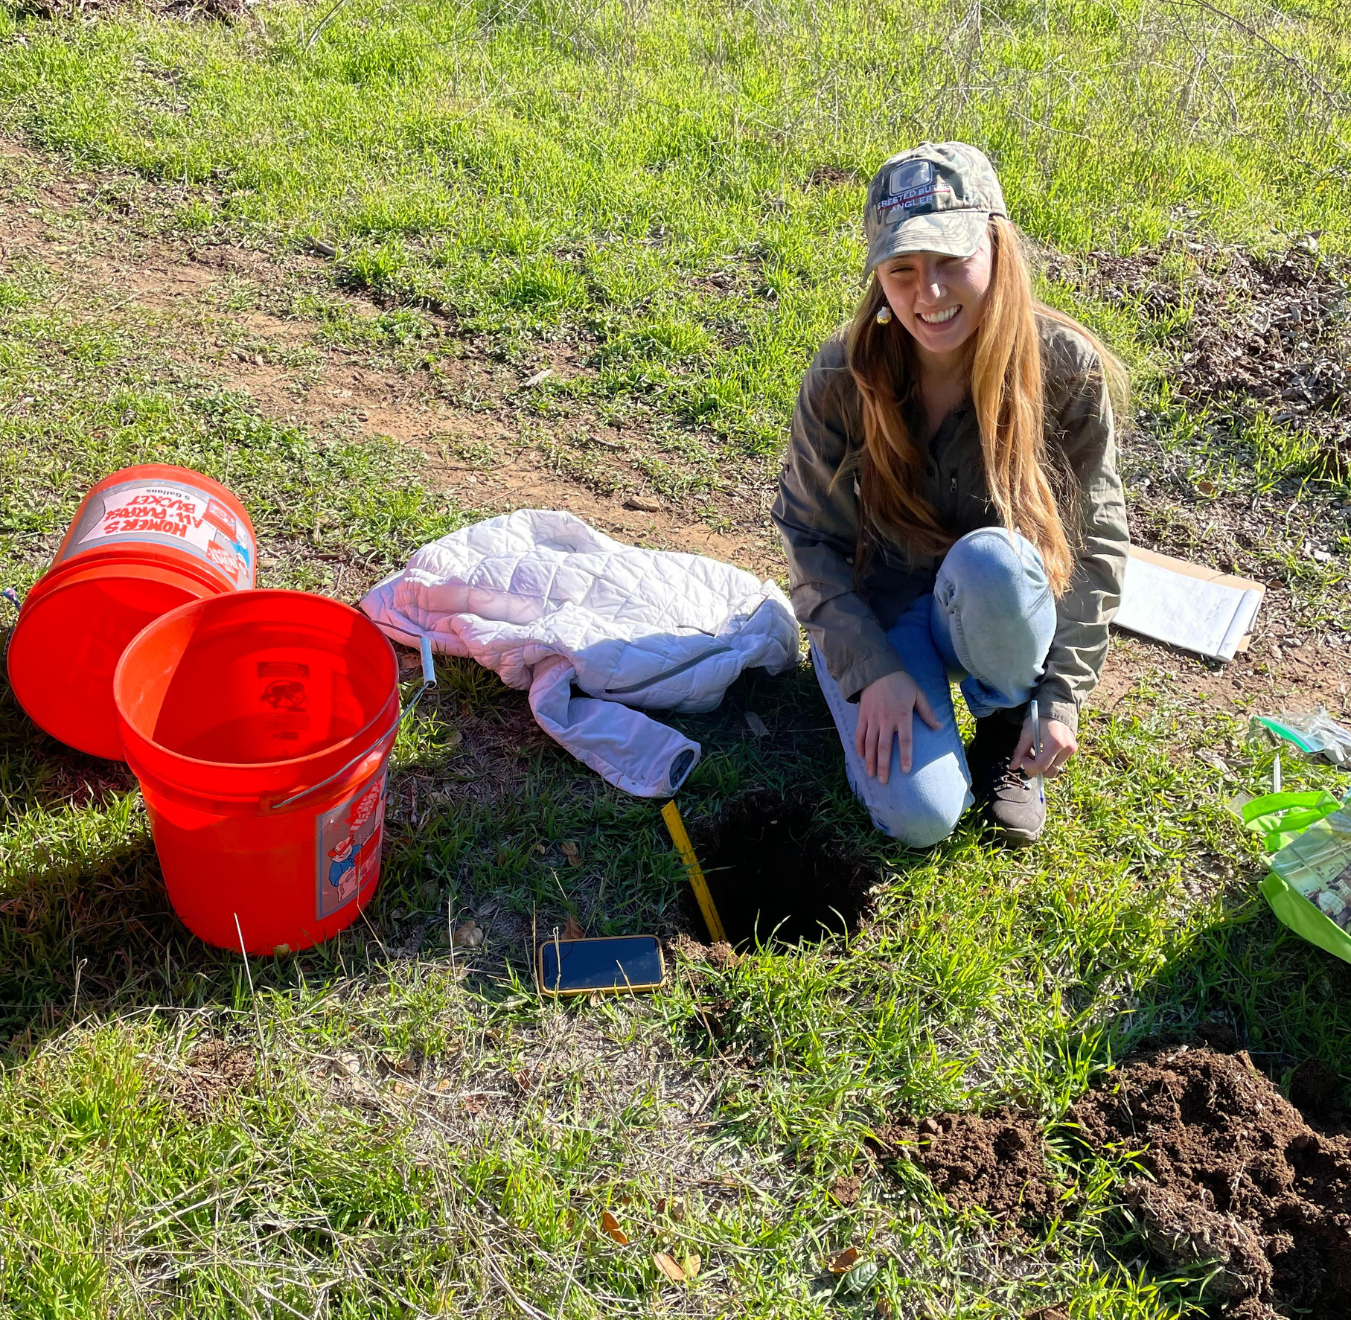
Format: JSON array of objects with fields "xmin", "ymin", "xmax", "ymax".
[
  {"xmin": 690, "ymin": 792, "xmax": 873, "ymax": 947},
  {"xmin": 830, "ymin": 1174, "xmax": 862, "ymax": 1206},
  {"xmin": 902, "ymin": 1108, "xmax": 1060, "ymax": 1234},
  {"xmin": 1071, "ymin": 1047, "xmax": 1351, "ymax": 1316},
  {"xmin": 1290, "ymin": 1057, "xmax": 1342, "ymax": 1117}
]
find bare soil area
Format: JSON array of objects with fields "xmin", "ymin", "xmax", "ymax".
[{"xmin": 896, "ymin": 1107, "xmax": 1062, "ymax": 1236}]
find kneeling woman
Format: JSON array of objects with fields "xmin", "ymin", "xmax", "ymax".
[{"xmin": 774, "ymin": 142, "xmax": 1129, "ymax": 847}]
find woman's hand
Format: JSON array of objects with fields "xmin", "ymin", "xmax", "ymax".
[
  {"xmin": 856, "ymin": 670, "xmax": 940, "ymax": 784},
  {"xmin": 1011, "ymin": 714, "xmax": 1077, "ymax": 778}
]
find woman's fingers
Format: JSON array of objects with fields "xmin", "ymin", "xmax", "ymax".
[
  {"xmin": 892, "ymin": 711, "xmax": 912, "ymax": 779},
  {"xmin": 913, "ymin": 690, "xmax": 941, "ymax": 731},
  {"xmin": 1046, "ymin": 745, "xmax": 1075, "ymax": 777},
  {"xmin": 1009, "ymin": 725, "xmax": 1036, "ymax": 774},
  {"xmin": 862, "ymin": 719, "xmax": 881, "ymax": 780}
]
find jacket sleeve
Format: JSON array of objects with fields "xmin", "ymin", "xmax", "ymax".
[
  {"xmin": 1034, "ymin": 353, "xmax": 1130, "ymax": 733},
  {"xmin": 771, "ymin": 346, "xmax": 905, "ymax": 701}
]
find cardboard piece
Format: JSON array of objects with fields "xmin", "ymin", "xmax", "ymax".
[{"xmin": 1114, "ymin": 545, "xmax": 1265, "ymax": 662}]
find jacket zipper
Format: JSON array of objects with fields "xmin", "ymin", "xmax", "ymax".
[{"xmin": 603, "ymin": 644, "xmax": 734, "ymax": 695}]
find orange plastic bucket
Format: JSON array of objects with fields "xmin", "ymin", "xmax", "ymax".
[
  {"xmin": 112, "ymin": 590, "xmax": 428, "ymax": 955},
  {"xmin": 7, "ymin": 463, "xmax": 256, "ymax": 760}
]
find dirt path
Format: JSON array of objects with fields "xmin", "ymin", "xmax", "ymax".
[
  {"xmin": 0, "ymin": 145, "xmax": 777, "ymax": 572},
  {"xmin": 2, "ymin": 141, "xmax": 1347, "ymax": 721}
]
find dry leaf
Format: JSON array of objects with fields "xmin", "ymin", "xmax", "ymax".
[
  {"xmin": 600, "ymin": 1210, "xmax": 629, "ymax": 1245},
  {"xmin": 656, "ymin": 1196, "xmax": 686, "ymax": 1222},
  {"xmin": 563, "ymin": 914, "xmax": 586, "ymax": 940},
  {"xmin": 683, "ymin": 1252, "xmax": 701, "ymax": 1279},
  {"xmin": 561, "ymin": 840, "xmax": 582, "ymax": 868},
  {"xmin": 828, "ymin": 1246, "xmax": 861, "ymax": 1274},
  {"xmin": 744, "ymin": 710, "xmax": 769, "ymax": 738},
  {"xmin": 653, "ymin": 1252, "xmax": 686, "ymax": 1283},
  {"xmin": 534, "ymin": 842, "xmax": 546, "ymax": 854},
  {"xmin": 452, "ymin": 920, "xmax": 484, "ymax": 948}
]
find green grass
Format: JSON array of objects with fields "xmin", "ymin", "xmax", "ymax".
[
  {"xmin": 1, "ymin": 0, "xmax": 1349, "ymax": 456},
  {"xmin": 1, "ymin": 0, "xmax": 1351, "ymax": 1315}
]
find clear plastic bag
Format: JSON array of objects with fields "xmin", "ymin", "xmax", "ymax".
[{"xmin": 1248, "ymin": 708, "xmax": 1351, "ymax": 766}]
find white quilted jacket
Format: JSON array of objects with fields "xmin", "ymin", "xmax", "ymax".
[{"xmin": 360, "ymin": 510, "xmax": 799, "ymax": 796}]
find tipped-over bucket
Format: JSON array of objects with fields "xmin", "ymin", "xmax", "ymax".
[
  {"xmin": 113, "ymin": 590, "xmax": 420, "ymax": 955},
  {"xmin": 7, "ymin": 463, "xmax": 256, "ymax": 760}
]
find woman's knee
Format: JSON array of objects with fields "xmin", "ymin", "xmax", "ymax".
[
  {"xmin": 867, "ymin": 777, "xmax": 969, "ymax": 849},
  {"xmin": 940, "ymin": 527, "xmax": 1047, "ymax": 601}
]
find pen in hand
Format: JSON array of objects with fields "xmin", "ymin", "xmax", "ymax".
[{"xmin": 1031, "ymin": 702, "xmax": 1045, "ymax": 805}]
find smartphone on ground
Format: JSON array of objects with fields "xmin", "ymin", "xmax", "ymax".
[{"xmin": 536, "ymin": 934, "xmax": 665, "ymax": 997}]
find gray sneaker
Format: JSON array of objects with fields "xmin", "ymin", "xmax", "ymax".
[{"xmin": 967, "ymin": 712, "xmax": 1045, "ymax": 847}]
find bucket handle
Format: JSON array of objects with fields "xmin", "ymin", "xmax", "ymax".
[{"xmin": 268, "ymin": 633, "xmax": 437, "ymax": 812}]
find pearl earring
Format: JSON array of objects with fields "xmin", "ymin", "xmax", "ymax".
[{"xmin": 875, "ymin": 305, "xmax": 893, "ymax": 325}]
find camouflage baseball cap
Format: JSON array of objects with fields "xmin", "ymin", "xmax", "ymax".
[{"xmin": 864, "ymin": 142, "xmax": 1006, "ymax": 274}]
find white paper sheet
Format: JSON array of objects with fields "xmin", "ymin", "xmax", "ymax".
[{"xmin": 1115, "ymin": 553, "xmax": 1263, "ymax": 661}]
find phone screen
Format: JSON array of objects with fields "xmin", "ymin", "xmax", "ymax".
[{"xmin": 537, "ymin": 935, "xmax": 664, "ymax": 995}]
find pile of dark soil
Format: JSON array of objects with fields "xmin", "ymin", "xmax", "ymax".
[
  {"xmin": 688, "ymin": 792, "xmax": 873, "ymax": 947},
  {"xmin": 1070, "ymin": 1046, "xmax": 1351, "ymax": 1318},
  {"xmin": 892, "ymin": 1107, "xmax": 1061, "ymax": 1235},
  {"xmin": 1050, "ymin": 239, "xmax": 1349, "ymax": 462}
]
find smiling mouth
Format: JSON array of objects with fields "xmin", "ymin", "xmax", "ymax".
[{"xmin": 917, "ymin": 306, "xmax": 961, "ymax": 325}]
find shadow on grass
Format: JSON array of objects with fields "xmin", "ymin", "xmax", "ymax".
[
  {"xmin": 0, "ymin": 653, "xmax": 892, "ymax": 1057},
  {"xmin": 1123, "ymin": 886, "xmax": 1351, "ymax": 1099}
]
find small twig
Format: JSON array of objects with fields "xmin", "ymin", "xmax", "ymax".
[
  {"xmin": 72, "ymin": 956, "xmax": 86, "ymax": 1017},
  {"xmin": 303, "ymin": 0, "xmax": 354, "ymax": 50},
  {"xmin": 233, "ymin": 912, "xmax": 268, "ymax": 1063}
]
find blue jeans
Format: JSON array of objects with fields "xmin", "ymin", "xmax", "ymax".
[{"xmin": 814, "ymin": 527, "xmax": 1057, "ymax": 848}]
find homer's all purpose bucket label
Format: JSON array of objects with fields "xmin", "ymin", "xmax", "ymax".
[
  {"xmin": 315, "ymin": 769, "xmax": 388, "ymax": 920},
  {"xmin": 58, "ymin": 477, "xmax": 255, "ymax": 588}
]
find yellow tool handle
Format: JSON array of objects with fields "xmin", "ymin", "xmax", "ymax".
[{"xmin": 661, "ymin": 799, "xmax": 727, "ymax": 944}]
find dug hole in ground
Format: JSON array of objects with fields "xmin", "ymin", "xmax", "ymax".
[{"xmin": 684, "ymin": 790, "xmax": 875, "ymax": 949}]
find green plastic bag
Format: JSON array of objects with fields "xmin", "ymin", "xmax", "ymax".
[
  {"xmin": 1237, "ymin": 790, "xmax": 1343, "ymax": 854},
  {"xmin": 1264, "ymin": 806, "xmax": 1351, "ymax": 966}
]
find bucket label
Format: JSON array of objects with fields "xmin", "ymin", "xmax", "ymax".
[
  {"xmin": 316, "ymin": 769, "xmax": 388, "ymax": 921},
  {"xmin": 58, "ymin": 477, "xmax": 255, "ymax": 589}
]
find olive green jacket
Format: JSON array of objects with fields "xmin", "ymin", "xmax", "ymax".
[{"xmin": 771, "ymin": 317, "xmax": 1129, "ymax": 733}]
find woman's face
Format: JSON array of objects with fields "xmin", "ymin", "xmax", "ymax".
[{"xmin": 875, "ymin": 230, "xmax": 995, "ymax": 366}]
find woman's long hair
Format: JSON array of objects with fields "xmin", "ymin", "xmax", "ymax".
[{"xmin": 845, "ymin": 215, "xmax": 1125, "ymax": 597}]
